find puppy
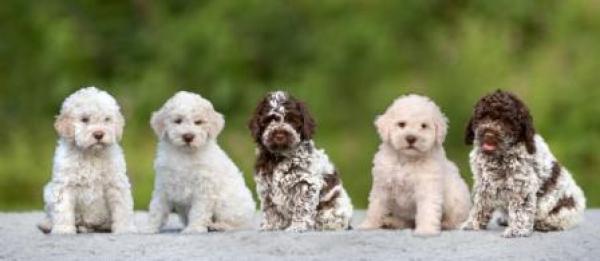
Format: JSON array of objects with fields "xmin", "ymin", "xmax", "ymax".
[
  {"xmin": 360, "ymin": 94, "xmax": 471, "ymax": 236},
  {"xmin": 462, "ymin": 90, "xmax": 586, "ymax": 237},
  {"xmin": 38, "ymin": 87, "xmax": 136, "ymax": 234},
  {"xmin": 146, "ymin": 91, "xmax": 255, "ymax": 233},
  {"xmin": 248, "ymin": 91, "xmax": 353, "ymax": 232}
]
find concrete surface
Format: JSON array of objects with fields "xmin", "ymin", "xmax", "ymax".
[{"xmin": 0, "ymin": 211, "xmax": 599, "ymax": 260}]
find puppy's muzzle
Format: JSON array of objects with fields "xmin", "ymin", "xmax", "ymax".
[
  {"xmin": 481, "ymin": 131, "xmax": 499, "ymax": 153},
  {"xmin": 182, "ymin": 133, "xmax": 195, "ymax": 144},
  {"xmin": 405, "ymin": 135, "xmax": 417, "ymax": 145},
  {"xmin": 93, "ymin": 131, "xmax": 105, "ymax": 141}
]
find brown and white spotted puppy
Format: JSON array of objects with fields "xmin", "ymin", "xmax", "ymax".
[
  {"xmin": 248, "ymin": 91, "xmax": 353, "ymax": 232},
  {"xmin": 462, "ymin": 90, "xmax": 586, "ymax": 237}
]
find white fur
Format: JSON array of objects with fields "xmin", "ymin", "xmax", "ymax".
[
  {"xmin": 360, "ymin": 95, "xmax": 471, "ymax": 236},
  {"xmin": 38, "ymin": 87, "xmax": 136, "ymax": 234},
  {"xmin": 146, "ymin": 91, "xmax": 255, "ymax": 233}
]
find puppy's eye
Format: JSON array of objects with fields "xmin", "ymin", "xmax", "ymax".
[
  {"xmin": 81, "ymin": 117, "xmax": 89, "ymax": 123},
  {"xmin": 421, "ymin": 123, "xmax": 428, "ymax": 129},
  {"xmin": 194, "ymin": 120, "xmax": 204, "ymax": 125},
  {"xmin": 104, "ymin": 117, "xmax": 111, "ymax": 122},
  {"xmin": 397, "ymin": 122, "xmax": 406, "ymax": 128},
  {"xmin": 174, "ymin": 118, "xmax": 182, "ymax": 124}
]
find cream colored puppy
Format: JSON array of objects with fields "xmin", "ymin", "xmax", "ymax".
[
  {"xmin": 360, "ymin": 94, "xmax": 471, "ymax": 236},
  {"xmin": 146, "ymin": 91, "xmax": 255, "ymax": 233}
]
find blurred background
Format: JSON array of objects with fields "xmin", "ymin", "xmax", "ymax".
[{"xmin": 1, "ymin": 0, "xmax": 599, "ymax": 210}]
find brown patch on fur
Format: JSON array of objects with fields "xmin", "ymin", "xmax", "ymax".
[
  {"xmin": 465, "ymin": 90, "xmax": 536, "ymax": 154},
  {"xmin": 537, "ymin": 161, "xmax": 561, "ymax": 197},
  {"xmin": 317, "ymin": 171, "xmax": 341, "ymax": 211},
  {"xmin": 549, "ymin": 196, "xmax": 576, "ymax": 215},
  {"xmin": 254, "ymin": 150, "xmax": 283, "ymax": 179}
]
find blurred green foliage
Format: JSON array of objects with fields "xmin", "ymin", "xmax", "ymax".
[{"xmin": 1, "ymin": 0, "xmax": 599, "ymax": 210}]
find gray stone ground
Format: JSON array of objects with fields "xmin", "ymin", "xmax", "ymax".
[{"xmin": 0, "ymin": 211, "xmax": 599, "ymax": 261}]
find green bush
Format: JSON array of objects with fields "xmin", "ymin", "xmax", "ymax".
[{"xmin": 1, "ymin": 0, "xmax": 598, "ymax": 210}]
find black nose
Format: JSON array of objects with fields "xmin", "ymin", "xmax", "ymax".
[
  {"xmin": 182, "ymin": 133, "xmax": 195, "ymax": 143},
  {"xmin": 406, "ymin": 135, "xmax": 417, "ymax": 144},
  {"xmin": 93, "ymin": 131, "xmax": 104, "ymax": 140}
]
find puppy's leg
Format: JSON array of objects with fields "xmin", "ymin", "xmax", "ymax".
[
  {"xmin": 146, "ymin": 191, "xmax": 170, "ymax": 233},
  {"xmin": 502, "ymin": 192, "xmax": 536, "ymax": 238},
  {"xmin": 359, "ymin": 196, "xmax": 389, "ymax": 229},
  {"xmin": 414, "ymin": 176, "xmax": 443, "ymax": 237},
  {"xmin": 49, "ymin": 187, "xmax": 77, "ymax": 235},
  {"xmin": 182, "ymin": 197, "xmax": 211, "ymax": 234},
  {"xmin": 105, "ymin": 185, "xmax": 137, "ymax": 234},
  {"xmin": 461, "ymin": 185, "xmax": 494, "ymax": 231},
  {"xmin": 286, "ymin": 181, "xmax": 319, "ymax": 232}
]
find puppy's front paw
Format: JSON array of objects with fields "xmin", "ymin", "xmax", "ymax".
[
  {"xmin": 285, "ymin": 222, "xmax": 309, "ymax": 233},
  {"xmin": 414, "ymin": 227, "xmax": 441, "ymax": 237},
  {"xmin": 141, "ymin": 225, "xmax": 160, "ymax": 234},
  {"xmin": 358, "ymin": 220, "xmax": 381, "ymax": 230},
  {"xmin": 460, "ymin": 220, "xmax": 482, "ymax": 231},
  {"xmin": 51, "ymin": 225, "xmax": 77, "ymax": 235},
  {"xmin": 182, "ymin": 226, "xmax": 208, "ymax": 234},
  {"xmin": 112, "ymin": 225, "xmax": 138, "ymax": 234},
  {"xmin": 501, "ymin": 228, "xmax": 532, "ymax": 238}
]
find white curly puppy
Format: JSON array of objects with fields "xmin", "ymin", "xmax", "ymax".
[
  {"xmin": 38, "ymin": 87, "xmax": 136, "ymax": 234},
  {"xmin": 360, "ymin": 94, "xmax": 471, "ymax": 236},
  {"xmin": 146, "ymin": 91, "xmax": 255, "ymax": 233}
]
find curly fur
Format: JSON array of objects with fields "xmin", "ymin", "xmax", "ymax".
[
  {"xmin": 146, "ymin": 91, "xmax": 255, "ymax": 233},
  {"xmin": 249, "ymin": 91, "xmax": 353, "ymax": 232},
  {"xmin": 360, "ymin": 94, "xmax": 471, "ymax": 236},
  {"xmin": 38, "ymin": 87, "xmax": 136, "ymax": 234},
  {"xmin": 462, "ymin": 90, "xmax": 586, "ymax": 238}
]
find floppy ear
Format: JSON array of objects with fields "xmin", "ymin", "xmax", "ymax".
[
  {"xmin": 206, "ymin": 110, "xmax": 225, "ymax": 139},
  {"xmin": 374, "ymin": 114, "xmax": 391, "ymax": 142},
  {"xmin": 519, "ymin": 109, "xmax": 536, "ymax": 154},
  {"xmin": 464, "ymin": 116, "xmax": 475, "ymax": 145},
  {"xmin": 433, "ymin": 112, "xmax": 448, "ymax": 146},
  {"xmin": 54, "ymin": 114, "xmax": 74, "ymax": 138},
  {"xmin": 248, "ymin": 99, "xmax": 267, "ymax": 143},
  {"xmin": 114, "ymin": 111, "xmax": 125, "ymax": 142},
  {"xmin": 150, "ymin": 108, "xmax": 166, "ymax": 138},
  {"xmin": 297, "ymin": 101, "xmax": 315, "ymax": 140}
]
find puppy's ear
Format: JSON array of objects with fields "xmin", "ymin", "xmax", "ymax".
[
  {"xmin": 248, "ymin": 99, "xmax": 267, "ymax": 143},
  {"xmin": 297, "ymin": 101, "xmax": 315, "ymax": 140},
  {"xmin": 150, "ymin": 108, "xmax": 166, "ymax": 138},
  {"xmin": 54, "ymin": 114, "xmax": 74, "ymax": 138},
  {"xmin": 114, "ymin": 111, "xmax": 125, "ymax": 142},
  {"xmin": 206, "ymin": 110, "xmax": 225, "ymax": 139},
  {"xmin": 518, "ymin": 106, "xmax": 536, "ymax": 154},
  {"xmin": 374, "ymin": 114, "xmax": 391, "ymax": 142},
  {"xmin": 465, "ymin": 116, "xmax": 475, "ymax": 145},
  {"xmin": 433, "ymin": 112, "xmax": 448, "ymax": 146}
]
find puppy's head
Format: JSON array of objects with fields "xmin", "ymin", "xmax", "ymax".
[
  {"xmin": 54, "ymin": 87, "xmax": 124, "ymax": 151},
  {"xmin": 465, "ymin": 90, "xmax": 536, "ymax": 155},
  {"xmin": 151, "ymin": 91, "xmax": 224, "ymax": 150},
  {"xmin": 248, "ymin": 91, "xmax": 315, "ymax": 154},
  {"xmin": 375, "ymin": 95, "xmax": 448, "ymax": 157}
]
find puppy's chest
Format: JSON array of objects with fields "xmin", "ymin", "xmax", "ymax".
[
  {"xmin": 158, "ymin": 165, "xmax": 217, "ymax": 204},
  {"xmin": 476, "ymin": 155, "xmax": 539, "ymax": 203},
  {"xmin": 266, "ymin": 159, "xmax": 321, "ymax": 207}
]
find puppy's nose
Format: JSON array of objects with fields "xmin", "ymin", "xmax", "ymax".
[
  {"xmin": 182, "ymin": 133, "xmax": 195, "ymax": 143},
  {"xmin": 273, "ymin": 132, "xmax": 287, "ymax": 143},
  {"xmin": 405, "ymin": 135, "xmax": 417, "ymax": 144},
  {"xmin": 483, "ymin": 132, "xmax": 496, "ymax": 143},
  {"xmin": 93, "ymin": 131, "xmax": 104, "ymax": 140}
]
